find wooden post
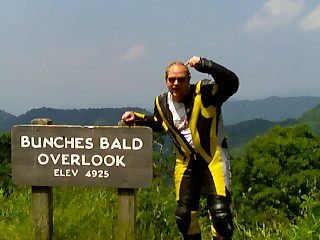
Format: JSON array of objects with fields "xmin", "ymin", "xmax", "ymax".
[
  {"xmin": 117, "ymin": 120, "xmax": 136, "ymax": 240},
  {"xmin": 118, "ymin": 188, "xmax": 136, "ymax": 239},
  {"xmin": 31, "ymin": 118, "xmax": 53, "ymax": 240}
]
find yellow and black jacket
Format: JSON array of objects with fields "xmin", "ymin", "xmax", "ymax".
[{"xmin": 133, "ymin": 58, "xmax": 239, "ymax": 164}]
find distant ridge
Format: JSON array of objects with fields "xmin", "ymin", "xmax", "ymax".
[
  {"xmin": 0, "ymin": 109, "xmax": 15, "ymax": 122},
  {"xmin": 2, "ymin": 96, "xmax": 320, "ymax": 155},
  {"xmin": 225, "ymin": 101, "xmax": 320, "ymax": 155},
  {"xmin": 225, "ymin": 118, "xmax": 298, "ymax": 154},
  {"xmin": 1, "ymin": 96, "xmax": 320, "ymax": 136},
  {"xmin": 223, "ymin": 96, "xmax": 320, "ymax": 125},
  {"xmin": 0, "ymin": 107, "xmax": 149, "ymax": 133}
]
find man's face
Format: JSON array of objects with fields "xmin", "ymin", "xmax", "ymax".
[{"xmin": 165, "ymin": 64, "xmax": 190, "ymax": 102}]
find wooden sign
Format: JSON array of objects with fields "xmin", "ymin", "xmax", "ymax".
[{"xmin": 11, "ymin": 125, "xmax": 153, "ymax": 188}]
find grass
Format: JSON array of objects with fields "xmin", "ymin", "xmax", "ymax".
[{"xmin": 1, "ymin": 185, "xmax": 320, "ymax": 239}]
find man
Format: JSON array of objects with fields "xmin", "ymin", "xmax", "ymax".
[{"xmin": 121, "ymin": 56, "xmax": 239, "ymax": 240}]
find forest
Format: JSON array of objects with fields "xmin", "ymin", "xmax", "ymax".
[{"xmin": 1, "ymin": 123, "xmax": 320, "ymax": 239}]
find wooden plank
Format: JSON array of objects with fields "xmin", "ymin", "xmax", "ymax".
[
  {"xmin": 31, "ymin": 118, "xmax": 53, "ymax": 240},
  {"xmin": 118, "ymin": 188, "xmax": 136, "ymax": 240},
  {"xmin": 32, "ymin": 186, "xmax": 53, "ymax": 240}
]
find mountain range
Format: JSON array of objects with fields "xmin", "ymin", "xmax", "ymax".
[
  {"xmin": 1, "ymin": 96, "xmax": 320, "ymax": 154},
  {"xmin": 222, "ymin": 96, "xmax": 320, "ymax": 125},
  {"xmin": 0, "ymin": 107, "xmax": 149, "ymax": 133}
]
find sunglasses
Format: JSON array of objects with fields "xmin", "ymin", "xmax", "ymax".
[{"xmin": 167, "ymin": 77, "xmax": 187, "ymax": 84}]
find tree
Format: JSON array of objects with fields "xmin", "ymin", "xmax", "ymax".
[{"xmin": 232, "ymin": 124, "xmax": 320, "ymax": 224}]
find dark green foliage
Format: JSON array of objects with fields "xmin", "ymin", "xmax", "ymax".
[
  {"xmin": 0, "ymin": 133, "xmax": 12, "ymax": 196},
  {"xmin": 232, "ymin": 124, "xmax": 320, "ymax": 226}
]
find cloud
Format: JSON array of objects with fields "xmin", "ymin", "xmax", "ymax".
[
  {"xmin": 245, "ymin": 0, "xmax": 305, "ymax": 31},
  {"xmin": 117, "ymin": 45, "xmax": 146, "ymax": 62},
  {"xmin": 299, "ymin": 4, "xmax": 320, "ymax": 31}
]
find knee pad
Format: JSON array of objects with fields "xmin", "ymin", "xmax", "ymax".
[
  {"xmin": 175, "ymin": 205, "xmax": 191, "ymax": 235},
  {"xmin": 209, "ymin": 201, "xmax": 234, "ymax": 238}
]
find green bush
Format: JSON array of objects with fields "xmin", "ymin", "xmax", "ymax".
[
  {"xmin": 0, "ymin": 133, "xmax": 12, "ymax": 196},
  {"xmin": 232, "ymin": 124, "xmax": 320, "ymax": 225}
]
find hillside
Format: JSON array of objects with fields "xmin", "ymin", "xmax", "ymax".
[
  {"xmin": 0, "ymin": 110, "xmax": 15, "ymax": 122},
  {"xmin": 297, "ymin": 104, "xmax": 320, "ymax": 134},
  {"xmin": 225, "ymin": 118, "xmax": 298, "ymax": 155},
  {"xmin": 225, "ymin": 102, "xmax": 320, "ymax": 155}
]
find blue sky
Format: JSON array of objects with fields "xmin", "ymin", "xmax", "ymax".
[{"xmin": 1, "ymin": 0, "xmax": 320, "ymax": 115}]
